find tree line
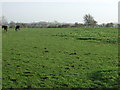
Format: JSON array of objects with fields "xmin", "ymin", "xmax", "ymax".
[{"xmin": 0, "ymin": 14, "xmax": 119, "ymax": 28}]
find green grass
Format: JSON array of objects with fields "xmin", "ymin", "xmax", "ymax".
[
  {"xmin": 2, "ymin": 27, "xmax": 119, "ymax": 88},
  {"xmin": 0, "ymin": 30, "xmax": 2, "ymax": 90}
]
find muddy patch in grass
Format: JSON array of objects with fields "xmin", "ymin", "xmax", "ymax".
[{"xmin": 76, "ymin": 37, "xmax": 101, "ymax": 41}]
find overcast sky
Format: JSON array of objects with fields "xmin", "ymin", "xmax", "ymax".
[{"xmin": 0, "ymin": 0, "xmax": 119, "ymax": 24}]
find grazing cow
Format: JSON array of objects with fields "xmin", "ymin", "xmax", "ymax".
[
  {"xmin": 2, "ymin": 25, "xmax": 8, "ymax": 32},
  {"xmin": 15, "ymin": 25, "xmax": 20, "ymax": 31}
]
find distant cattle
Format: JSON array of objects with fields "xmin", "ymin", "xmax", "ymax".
[
  {"xmin": 2, "ymin": 25, "xmax": 8, "ymax": 32},
  {"xmin": 15, "ymin": 25, "xmax": 20, "ymax": 31}
]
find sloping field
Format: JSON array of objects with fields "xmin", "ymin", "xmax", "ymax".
[{"xmin": 2, "ymin": 27, "xmax": 119, "ymax": 88}]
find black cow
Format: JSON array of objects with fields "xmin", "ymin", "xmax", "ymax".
[
  {"xmin": 2, "ymin": 25, "xmax": 8, "ymax": 32},
  {"xmin": 15, "ymin": 25, "xmax": 20, "ymax": 31}
]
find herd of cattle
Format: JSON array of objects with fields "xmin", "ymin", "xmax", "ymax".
[{"xmin": 2, "ymin": 25, "xmax": 20, "ymax": 32}]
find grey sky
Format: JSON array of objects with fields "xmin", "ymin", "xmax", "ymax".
[
  {"xmin": 0, "ymin": 0, "xmax": 119, "ymax": 24},
  {"xmin": 118, "ymin": 1, "xmax": 120, "ymax": 24}
]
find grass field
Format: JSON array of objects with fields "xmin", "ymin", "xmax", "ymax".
[{"xmin": 2, "ymin": 27, "xmax": 119, "ymax": 88}]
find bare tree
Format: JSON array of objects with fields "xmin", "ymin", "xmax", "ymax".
[
  {"xmin": 83, "ymin": 14, "xmax": 97, "ymax": 27},
  {"xmin": 1, "ymin": 16, "xmax": 8, "ymax": 25},
  {"xmin": 0, "ymin": 16, "xmax": 2, "ymax": 25}
]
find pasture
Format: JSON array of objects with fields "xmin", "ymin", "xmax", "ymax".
[{"xmin": 2, "ymin": 27, "xmax": 119, "ymax": 88}]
